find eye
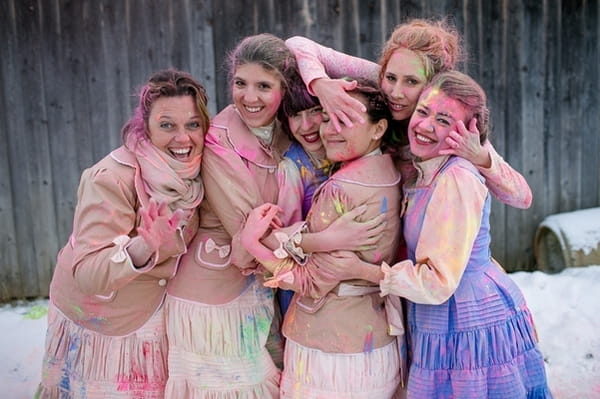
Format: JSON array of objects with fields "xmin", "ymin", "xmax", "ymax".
[
  {"xmin": 406, "ymin": 77, "xmax": 420, "ymax": 86},
  {"xmin": 436, "ymin": 117, "xmax": 451, "ymax": 126},
  {"xmin": 258, "ymin": 82, "xmax": 272, "ymax": 90},
  {"xmin": 415, "ymin": 108, "xmax": 427, "ymax": 116},
  {"xmin": 159, "ymin": 121, "xmax": 174, "ymax": 129},
  {"xmin": 233, "ymin": 79, "xmax": 245, "ymax": 88},
  {"xmin": 309, "ymin": 106, "xmax": 323, "ymax": 115},
  {"xmin": 321, "ymin": 111, "xmax": 331, "ymax": 123},
  {"xmin": 187, "ymin": 121, "xmax": 201, "ymax": 129},
  {"xmin": 385, "ymin": 74, "xmax": 396, "ymax": 83}
]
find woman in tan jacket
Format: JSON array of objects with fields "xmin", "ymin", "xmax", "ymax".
[{"xmin": 36, "ymin": 69, "xmax": 210, "ymax": 398}]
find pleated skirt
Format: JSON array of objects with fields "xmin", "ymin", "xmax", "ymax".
[
  {"xmin": 164, "ymin": 275, "xmax": 280, "ymax": 398},
  {"xmin": 280, "ymin": 338, "xmax": 401, "ymax": 399},
  {"xmin": 36, "ymin": 302, "xmax": 168, "ymax": 398}
]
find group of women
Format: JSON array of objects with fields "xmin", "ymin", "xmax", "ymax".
[{"xmin": 36, "ymin": 17, "xmax": 552, "ymax": 399}]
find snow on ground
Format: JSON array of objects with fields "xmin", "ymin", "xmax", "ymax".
[{"xmin": 1, "ymin": 266, "xmax": 599, "ymax": 399}]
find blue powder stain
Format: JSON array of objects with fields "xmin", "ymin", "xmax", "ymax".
[{"xmin": 380, "ymin": 197, "xmax": 388, "ymax": 214}]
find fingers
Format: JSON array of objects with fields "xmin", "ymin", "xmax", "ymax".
[
  {"xmin": 342, "ymin": 205, "xmax": 368, "ymax": 220},
  {"xmin": 169, "ymin": 209, "xmax": 186, "ymax": 229},
  {"xmin": 468, "ymin": 117, "xmax": 479, "ymax": 134}
]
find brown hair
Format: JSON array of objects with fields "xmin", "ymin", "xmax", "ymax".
[
  {"xmin": 428, "ymin": 70, "xmax": 489, "ymax": 143},
  {"xmin": 378, "ymin": 18, "xmax": 463, "ymax": 84},
  {"xmin": 226, "ymin": 33, "xmax": 298, "ymax": 94},
  {"xmin": 121, "ymin": 69, "xmax": 210, "ymax": 146}
]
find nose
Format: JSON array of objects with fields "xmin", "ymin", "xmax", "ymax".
[
  {"xmin": 301, "ymin": 114, "xmax": 314, "ymax": 130},
  {"xmin": 391, "ymin": 83, "xmax": 404, "ymax": 99},
  {"xmin": 174, "ymin": 127, "xmax": 191, "ymax": 142},
  {"xmin": 244, "ymin": 86, "xmax": 258, "ymax": 102}
]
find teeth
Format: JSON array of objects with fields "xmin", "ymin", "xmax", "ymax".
[
  {"xmin": 172, "ymin": 148, "xmax": 191, "ymax": 155},
  {"xmin": 245, "ymin": 106, "xmax": 262, "ymax": 113},
  {"xmin": 416, "ymin": 134, "xmax": 434, "ymax": 143}
]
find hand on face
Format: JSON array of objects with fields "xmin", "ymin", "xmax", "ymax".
[
  {"xmin": 438, "ymin": 118, "xmax": 490, "ymax": 167},
  {"xmin": 311, "ymin": 77, "xmax": 366, "ymax": 132}
]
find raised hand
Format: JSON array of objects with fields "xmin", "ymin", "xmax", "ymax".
[
  {"xmin": 439, "ymin": 118, "xmax": 491, "ymax": 168},
  {"xmin": 311, "ymin": 77, "xmax": 366, "ymax": 132},
  {"xmin": 136, "ymin": 199, "xmax": 186, "ymax": 262}
]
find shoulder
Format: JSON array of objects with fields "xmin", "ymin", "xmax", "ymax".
[{"xmin": 79, "ymin": 146, "xmax": 137, "ymax": 197}]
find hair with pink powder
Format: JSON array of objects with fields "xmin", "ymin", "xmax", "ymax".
[
  {"xmin": 377, "ymin": 18, "xmax": 463, "ymax": 84},
  {"xmin": 121, "ymin": 69, "xmax": 210, "ymax": 149}
]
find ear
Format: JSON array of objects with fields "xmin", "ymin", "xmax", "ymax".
[{"xmin": 371, "ymin": 118, "xmax": 388, "ymax": 141}]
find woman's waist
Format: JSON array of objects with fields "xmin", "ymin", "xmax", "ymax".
[{"xmin": 285, "ymin": 292, "xmax": 392, "ymax": 352}]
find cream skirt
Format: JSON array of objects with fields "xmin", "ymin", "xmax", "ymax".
[
  {"xmin": 36, "ymin": 302, "xmax": 168, "ymax": 398},
  {"xmin": 165, "ymin": 275, "xmax": 280, "ymax": 398},
  {"xmin": 280, "ymin": 338, "xmax": 401, "ymax": 399}
]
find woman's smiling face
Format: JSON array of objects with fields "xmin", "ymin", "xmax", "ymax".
[
  {"xmin": 320, "ymin": 93, "xmax": 386, "ymax": 163},
  {"xmin": 408, "ymin": 87, "xmax": 469, "ymax": 161},
  {"xmin": 232, "ymin": 63, "xmax": 284, "ymax": 128},
  {"xmin": 147, "ymin": 95, "xmax": 205, "ymax": 162}
]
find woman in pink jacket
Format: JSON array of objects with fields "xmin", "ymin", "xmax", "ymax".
[
  {"xmin": 240, "ymin": 79, "xmax": 405, "ymax": 398},
  {"xmin": 36, "ymin": 69, "xmax": 210, "ymax": 398}
]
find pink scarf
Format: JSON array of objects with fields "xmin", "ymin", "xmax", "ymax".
[{"xmin": 128, "ymin": 137, "xmax": 203, "ymax": 214}]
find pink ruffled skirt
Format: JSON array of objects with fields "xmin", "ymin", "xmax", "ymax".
[
  {"xmin": 164, "ymin": 275, "xmax": 280, "ymax": 398},
  {"xmin": 36, "ymin": 302, "xmax": 168, "ymax": 398},
  {"xmin": 280, "ymin": 338, "xmax": 401, "ymax": 398}
]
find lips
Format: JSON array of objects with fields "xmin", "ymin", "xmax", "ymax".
[{"xmin": 301, "ymin": 132, "xmax": 320, "ymax": 144}]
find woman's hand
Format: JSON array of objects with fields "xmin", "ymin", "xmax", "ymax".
[
  {"xmin": 320, "ymin": 205, "xmax": 386, "ymax": 252},
  {"xmin": 242, "ymin": 203, "xmax": 282, "ymax": 242},
  {"xmin": 135, "ymin": 199, "xmax": 186, "ymax": 264},
  {"xmin": 311, "ymin": 77, "xmax": 366, "ymax": 132},
  {"xmin": 240, "ymin": 203, "xmax": 283, "ymax": 261},
  {"xmin": 439, "ymin": 118, "xmax": 491, "ymax": 168}
]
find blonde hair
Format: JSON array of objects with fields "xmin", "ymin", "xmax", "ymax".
[{"xmin": 378, "ymin": 18, "xmax": 463, "ymax": 84}]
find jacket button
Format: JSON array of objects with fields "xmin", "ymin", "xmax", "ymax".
[{"xmin": 158, "ymin": 279, "xmax": 167, "ymax": 286}]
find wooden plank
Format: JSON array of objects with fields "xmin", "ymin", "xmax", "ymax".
[
  {"xmin": 580, "ymin": 0, "xmax": 600, "ymax": 208},
  {"xmin": 517, "ymin": 0, "xmax": 547, "ymax": 270},
  {"xmin": 37, "ymin": 0, "xmax": 81, "ymax": 262},
  {"xmin": 0, "ymin": 0, "xmax": 20, "ymax": 301},
  {"xmin": 558, "ymin": 1, "xmax": 584, "ymax": 212},
  {"xmin": 98, "ymin": 0, "xmax": 132, "ymax": 150},
  {"xmin": 184, "ymin": 0, "xmax": 218, "ymax": 115},
  {"xmin": 542, "ymin": 0, "xmax": 562, "ymax": 219},
  {"xmin": 481, "ymin": 0, "xmax": 508, "ymax": 267},
  {"xmin": 11, "ymin": 0, "xmax": 60, "ymax": 296}
]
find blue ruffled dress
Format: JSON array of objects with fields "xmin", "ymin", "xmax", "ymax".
[{"xmin": 402, "ymin": 157, "xmax": 553, "ymax": 398}]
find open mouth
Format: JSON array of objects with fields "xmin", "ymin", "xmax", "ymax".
[
  {"xmin": 169, "ymin": 147, "xmax": 192, "ymax": 160},
  {"xmin": 302, "ymin": 132, "xmax": 321, "ymax": 144},
  {"xmin": 244, "ymin": 105, "xmax": 264, "ymax": 113},
  {"xmin": 415, "ymin": 133, "xmax": 435, "ymax": 144}
]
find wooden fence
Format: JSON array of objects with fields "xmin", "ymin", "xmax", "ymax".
[{"xmin": 1, "ymin": 0, "xmax": 598, "ymax": 300}]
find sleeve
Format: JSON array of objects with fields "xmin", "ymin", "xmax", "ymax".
[
  {"xmin": 478, "ymin": 141, "xmax": 532, "ymax": 209},
  {"xmin": 201, "ymin": 128, "xmax": 273, "ymax": 268},
  {"xmin": 380, "ymin": 166, "xmax": 488, "ymax": 304},
  {"xmin": 71, "ymin": 168, "xmax": 155, "ymax": 296},
  {"xmin": 285, "ymin": 36, "xmax": 380, "ymax": 95},
  {"xmin": 262, "ymin": 184, "xmax": 356, "ymax": 298},
  {"xmin": 276, "ymin": 157, "xmax": 304, "ymax": 225}
]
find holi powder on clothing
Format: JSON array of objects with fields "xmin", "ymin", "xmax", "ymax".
[
  {"xmin": 363, "ymin": 325, "xmax": 374, "ymax": 353},
  {"xmin": 380, "ymin": 196, "xmax": 388, "ymax": 214},
  {"xmin": 333, "ymin": 199, "xmax": 345, "ymax": 216}
]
